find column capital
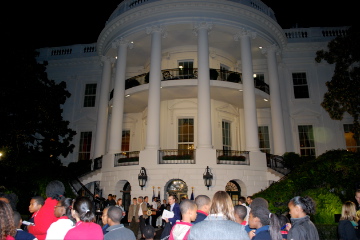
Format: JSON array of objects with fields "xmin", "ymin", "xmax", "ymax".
[
  {"xmin": 261, "ymin": 44, "xmax": 281, "ymax": 56},
  {"xmin": 146, "ymin": 25, "xmax": 167, "ymax": 38},
  {"xmin": 193, "ymin": 22, "xmax": 213, "ymax": 36},
  {"xmin": 233, "ymin": 28, "xmax": 256, "ymax": 41},
  {"xmin": 100, "ymin": 55, "xmax": 116, "ymax": 64},
  {"xmin": 111, "ymin": 38, "xmax": 134, "ymax": 49}
]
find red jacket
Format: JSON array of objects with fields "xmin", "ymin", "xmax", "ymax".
[{"xmin": 28, "ymin": 198, "xmax": 59, "ymax": 240}]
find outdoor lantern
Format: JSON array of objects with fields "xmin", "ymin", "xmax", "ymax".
[
  {"xmin": 203, "ymin": 166, "xmax": 213, "ymax": 190},
  {"xmin": 138, "ymin": 167, "xmax": 147, "ymax": 190}
]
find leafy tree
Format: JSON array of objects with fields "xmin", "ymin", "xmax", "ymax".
[{"xmin": 315, "ymin": 25, "xmax": 360, "ymax": 148}]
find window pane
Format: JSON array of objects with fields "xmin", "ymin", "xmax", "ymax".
[
  {"xmin": 258, "ymin": 126, "xmax": 270, "ymax": 153},
  {"xmin": 292, "ymin": 73, "xmax": 309, "ymax": 99},
  {"xmin": 178, "ymin": 118, "xmax": 194, "ymax": 149},
  {"xmin": 83, "ymin": 84, "xmax": 97, "ymax": 107},
  {"xmin": 121, "ymin": 130, "xmax": 130, "ymax": 151},
  {"xmin": 222, "ymin": 121, "xmax": 231, "ymax": 150},
  {"xmin": 343, "ymin": 124, "xmax": 359, "ymax": 152},
  {"xmin": 298, "ymin": 125, "xmax": 316, "ymax": 157},
  {"xmin": 78, "ymin": 131, "xmax": 92, "ymax": 161}
]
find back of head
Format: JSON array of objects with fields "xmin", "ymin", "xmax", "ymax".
[
  {"xmin": 250, "ymin": 197, "xmax": 269, "ymax": 209},
  {"xmin": 32, "ymin": 196, "xmax": 45, "ymax": 206},
  {"xmin": 0, "ymin": 200, "xmax": 16, "ymax": 238},
  {"xmin": 234, "ymin": 205, "xmax": 247, "ymax": 221},
  {"xmin": 143, "ymin": 225, "xmax": 155, "ymax": 239},
  {"xmin": 251, "ymin": 206, "xmax": 282, "ymax": 240},
  {"xmin": 194, "ymin": 195, "xmax": 211, "ymax": 210},
  {"xmin": 340, "ymin": 201, "xmax": 357, "ymax": 221},
  {"xmin": 13, "ymin": 211, "xmax": 21, "ymax": 228},
  {"xmin": 59, "ymin": 198, "xmax": 74, "ymax": 220},
  {"xmin": 46, "ymin": 180, "xmax": 65, "ymax": 200},
  {"xmin": 289, "ymin": 196, "xmax": 316, "ymax": 215},
  {"xmin": 73, "ymin": 196, "xmax": 95, "ymax": 222},
  {"xmin": 238, "ymin": 196, "xmax": 246, "ymax": 204},
  {"xmin": 107, "ymin": 206, "xmax": 123, "ymax": 224},
  {"xmin": 210, "ymin": 191, "xmax": 235, "ymax": 221},
  {"xmin": 277, "ymin": 214, "xmax": 290, "ymax": 227},
  {"xmin": 251, "ymin": 206, "xmax": 271, "ymax": 226},
  {"xmin": 180, "ymin": 199, "xmax": 196, "ymax": 215}
]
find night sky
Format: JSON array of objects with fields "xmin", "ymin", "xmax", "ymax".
[{"xmin": 5, "ymin": 0, "xmax": 355, "ymax": 49}]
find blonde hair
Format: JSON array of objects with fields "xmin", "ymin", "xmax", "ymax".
[
  {"xmin": 340, "ymin": 201, "xmax": 358, "ymax": 221},
  {"xmin": 210, "ymin": 191, "xmax": 235, "ymax": 222}
]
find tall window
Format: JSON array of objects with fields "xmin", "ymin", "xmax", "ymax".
[
  {"xmin": 343, "ymin": 124, "xmax": 359, "ymax": 152},
  {"xmin": 78, "ymin": 131, "xmax": 92, "ymax": 161},
  {"xmin": 292, "ymin": 72, "xmax": 309, "ymax": 99},
  {"xmin": 220, "ymin": 64, "xmax": 230, "ymax": 81},
  {"xmin": 178, "ymin": 118, "xmax": 194, "ymax": 151},
  {"xmin": 121, "ymin": 130, "xmax": 130, "ymax": 151},
  {"xmin": 83, "ymin": 84, "xmax": 97, "ymax": 107},
  {"xmin": 253, "ymin": 73, "xmax": 265, "ymax": 82},
  {"xmin": 222, "ymin": 121, "xmax": 231, "ymax": 151},
  {"xmin": 178, "ymin": 60, "xmax": 193, "ymax": 78},
  {"xmin": 298, "ymin": 125, "xmax": 316, "ymax": 156},
  {"xmin": 258, "ymin": 126, "xmax": 270, "ymax": 153}
]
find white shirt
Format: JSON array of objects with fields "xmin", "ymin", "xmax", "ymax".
[
  {"xmin": 46, "ymin": 218, "xmax": 74, "ymax": 240},
  {"xmin": 138, "ymin": 202, "xmax": 143, "ymax": 216}
]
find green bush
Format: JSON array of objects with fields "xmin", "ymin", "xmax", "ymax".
[{"xmin": 315, "ymin": 224, "xmax": 338, "ymax": 240}]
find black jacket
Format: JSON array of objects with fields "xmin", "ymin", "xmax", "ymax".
[
  {"xmin": 338, "ymin": 220, "xmax": 359, "ymax": 240},
  {"xmin": 288, "ymin": 215, "xmax": 319, "ymax": 240}
]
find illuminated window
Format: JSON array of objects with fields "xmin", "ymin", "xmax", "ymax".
[
  {"xmin": 258, "ymin": 126, "xmax": 270, "ymax": 154},
  {"xmin": 83, "ymin": 84, "xmax": 97, "ymax": 107},
  {"xmin": 178, "ymin": 118, "xmax": 194, "ymax": 151},
  {"xmin": 292, "ymin": 72, "xmax": 309, "ymax": 99},
  {"xmin": 298, "ymin": 125, "xmax": 315, "ymax": 156},
  {"xmin": 343, "ymin": 124, "xmax": 359, "ymax": 152},
  {"xmin": 78, "ymin": 132, "xmax": 92, "ymax": 161},
  {"xmin": 178, "ymin": 60, "xmax": 193, "ymax": 78},
  {"xmin": 121, "ymin": 130, "xmax": 130, "ymax": 151},
  {"xmin": 222, "ymin": 121, "xmax": 231, "ymax": 151}
]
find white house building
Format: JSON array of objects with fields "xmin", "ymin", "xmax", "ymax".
[{"xmin": 36, "ymin": 0, "xmax": 355, "ymax": 207}]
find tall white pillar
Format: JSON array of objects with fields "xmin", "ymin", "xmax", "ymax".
[
  {"xmin": 234, "ymin": 29, "xmax": 260, "ymax": 152},
  {"xmin": 262, "ymin": 45, "xmax": 286, "ymax": 155},
  {"xmin": 93, "ymin": 56, "xmax": 114, "ymax": 158},
  {"xmin": 108, "ymin": 39, "xmax": 133, "ymax": 154},
  {"xmin": 194, "ymin": 22, "xmax": 213, "ymax": 149},
  {"xmin": 145, "ymin": 26, "xmax": 165, "ymax": 150}
]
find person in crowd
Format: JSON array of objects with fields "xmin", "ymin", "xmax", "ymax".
[
  {"xmin": 286, "ymin": 196, "xmax": 319, "ymax": 240},
  {"xmin": 28, "ymin": 180, "xmax": 65, "ymax": 240},
  {"xmin": 157, "ymin": 199, "xmax": 168, "ymax": 228},
  {"xmin": 138, "ymin": 196, "xmax": 149, "ymax": 238},
  {"xmin": 115, "ymin": 198, "xmax": 125, "ymax": 217},
  {"xmin": 355, "ymin": 189, "xmax": 360, "ymax": 213},
  {"xmin": 245, "ymin": 197, "xmax": 269, "ymax": 233},
  {"xmin": 64, "ymin": 196, "xmax": 103, "ymax": 240},
  {"xmin": 104, "ymin": 206, "xmax": 135, "ymax": 240},
  {"xmin": 144, "ymin": 196, "xmax": 151, "ymax": 225},
  {"xmin": 234, "ymin": 205, "xmax": 248, "ymax": 226},
  {"xmin": 94, "ymin": 194, "xmax": 105, "ymax": 212},
  {"xmin": 45, "ymin": 198, "xmax": 74, "ymax": 240},
  {"xmin": 27, "ymin": 196, "xmax": 45, "ymax": 228},
  {"xmin": 238, "ymin": 196, "xmax": 251, "ymax": 222},
  {"xmin": 13, "ymin": 211, "xmax": 37, "ymax": 240},
  {"xmin": 188, "ymin": 191, "xmax": 250, "ymax": 240},
  {"xmin": 246, "ymin": 196, "xmax": 253, "ymax": 207},
  {"xmin": 128, "ymin": 198, "xmax": 140, "ymax": 238},
  {"xmin": 104, "ymin": 194, "xmax": 116, "ymax": 207},
  {"xmin": 247, "ymin": 206, "xmax": 282, "ymax": 240},
  {"xmin": 101, "ymin": 207, "xmax": 110, "ymax": 234},
  {"xmin": 150, "ymin": 197, "xmax": 159, "ymax": 228},
  {"xmin": 169, "ymin": 199, "xmax": 197, "ymax": 240},
  {"xmin": 143, "ymin": 225, "xmax": 156, "ymax": 240},
  {"xmin": 0, "ymin": 200, "xmax": 16, "ymax": 240},
  {"xmin": 338, "ymin": 201, "xmax": 359, "ymax": 240},
  {"xmin": 0, "ymin": 193, "xmax": 18, "ymax": 211},
  {"xmin": 277, "ymin": 214, "xmax": 290, "ymax": 240},
  {"xmin": 192, "ymin": 195, "xmax": 211, "ymax": 224},
  {"xmin": 165, "ymin": 194, "xmax": 181, "ymax": 226}
]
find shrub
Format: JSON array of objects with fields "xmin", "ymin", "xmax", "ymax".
[{"xmin": 315, "ymin": 224, "xmax": 338, "ymax": 240}]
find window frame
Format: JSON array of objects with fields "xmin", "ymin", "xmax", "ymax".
[
  {"xmin": 292, "ymin": 72, "xmax": 310, "ymax": 99},
  {"xmin": 78, "ymin": 131, "xmax": 92, "ymax": 161},
  {"xmin": 298, "ymin": 125, "xmax": 316, "ymax": 157},
  {"xmin": 83, "ymin": 83, "xmax": 97, "ymax": 107},
  {"xmin": 258, "ymin": 126, "xmax": 271, "ymax": 154}
]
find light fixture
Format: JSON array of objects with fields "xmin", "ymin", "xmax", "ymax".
[
  {"xmin": 125, "ymin": 94, "xmax": 130, "ymax": 98},
  {"xmin": 264, "ymin": 98, "xmax": 268, "ymax": 101},
  {"xmin": 238, "ymin": 89, "xmax": 243, "ymax": 92},
  {"xmin": 138, "ymin": 167, "xmax": 147, "ymax": 190},
  {"xmin": 203, "ymin": 166, "xmax": 213, "ymax": 190}
]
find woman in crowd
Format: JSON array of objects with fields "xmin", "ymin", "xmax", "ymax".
[
  {"xmin": 338, "ymin": 201, "xmax": 359, "ymax": 240},
  {"xmin": 46, "ymin": 198, "xmax": 75, "ymax": 240},
  {"xmin": 247, "ymin": 206, "xmax": 282, "ymax": 240},
  {"xmin": 64, "ymin": 196, "xmax": 103, "ymax": 240},
  {"xmin": 189, "ymin": 191, "xmax": 250, "ymax": 240},
  {"xmin": 28, "ymin": 180, "xmax": 65, "ymax": 240},
  {"xmin": 0, "ymin": 200, "xmax": 16, "ymax": 240},
  {"xmin": 287, "ymin": 196, "xmax": 319, "ymax": 240}
]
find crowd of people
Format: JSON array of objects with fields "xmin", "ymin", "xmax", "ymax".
[{"xmin": 1, "ymin": 181, "xmax": 359, "ymax": 240}]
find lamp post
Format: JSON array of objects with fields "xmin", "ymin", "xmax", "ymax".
[
  {"xmin": 203, "ymin": 166, "xmax": 213, "ymax": 190},
  {"xmin": 138, "ymin": 167, "xmax": 147, "ymax": 190}
]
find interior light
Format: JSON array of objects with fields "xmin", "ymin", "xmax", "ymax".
[
  {"xmin": 126, "ymin": 94, "xmax": 130, "ymax": 97},
  {"xmin": 264, "ymin": 98, "xmax": 268, "ymax": 101}
]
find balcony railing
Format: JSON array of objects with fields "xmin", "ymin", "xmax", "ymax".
[
  {"xmin": 216, "ymin": 150, "xmax": 250, "ymax": 165},
  {"xmin": 266, "ymin": 154, "xmax": 290, "ymax": 175},
  {"xmin": 159, "ymin": 149, "xmax": 195, "ymax": 164},
  {"xmin": 114, "ymin": 151, "xmax": 140, "ymax": 166}
]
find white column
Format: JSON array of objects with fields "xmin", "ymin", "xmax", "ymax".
[
  {"xmin": 145, "ymin": 26, "xmax": 165, "ymax": 150},
  {"xmin": 262, "ymin": 45, "xmax": 286, "ymax": 155},
  {"xmin": 194, "ymin": 22, "xmax": 213, "ymax": 149},
  {"xmin": 234, "ymin": 29, "xmax": 259, "ymax": 152},
  {"xmin": 93, "ymin": 56, "xmax": 114, "ymax": 158},
  {"xmin": 108, "ymin": 39, "xmax": 133, "ymax": 154}
]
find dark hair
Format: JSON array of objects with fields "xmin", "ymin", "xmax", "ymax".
[
  {"xmin": 59, "ymin": 198, "xmax": 75, "ymax": 222},
  {"xmin": 234, "ymin": 205, "xmax": 247, "ymax": 221},
  {"xmin": 169, "ymin": 194, "xmax": 177, "ymax": 202},
  {"xmin": 250, "ymin": 206, "xmax": 282, "ymax": 240},
  {"xmin": 277, "ymin": 214, "xmax": 290, "ymax": 227},
  {"xmin": 73, "ymin": 196, "xmax": 95, "ymax": 222},
  {"xmin": 179, "ymin": 199, "xmax": 196, "ymax": 215},
  {"xmin": 194, "ymin": 195, "xmax": 211, "ymax": 209},
  {"xmin": 108, "ymin": 206, "xmax": 123, "ymax": 223},
  {"xmin": 289, "ymin": 196, "xmax": 316, "ymax": 215},
  {"xmin": 143, "ymin": 225, "xmax": 155, "ymax": 239},
  {"xmin": 0, "ymin": 200, "xmax": 16, "ymax": 239},
  {"xmin": 251, "ymin": 197, "xmax": 269, "ymax": 209},
  {"xmin": 13, "ymin": 211, "xmax": 21, "ymax": 228},
  {"xmin": 238, "ymin": 196, "xmax": 246, "ymax": 204},
  {"xmin": 32, "ymin": 196, "xmax": 45, "ymax": 206},
  {"xmin": 46, "ymin": 180, "xmax": 65, "ymax": 200}
]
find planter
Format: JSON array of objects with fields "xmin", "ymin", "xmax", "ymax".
[
  {"xmin": 217, "ymin": 155, "xmax": 246, "ymax": 161},
  {"xmin": 118, "ymin": 157, "xmax": 139, "ymax": 163}
]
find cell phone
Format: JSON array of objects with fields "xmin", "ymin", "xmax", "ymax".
[{"xmin": 22, "ymin": 221, "xmax": 35, "ymax": 226}]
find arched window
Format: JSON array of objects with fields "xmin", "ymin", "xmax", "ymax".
[
  {"xmin": 166, "ymin": 179, "xmax": 188, "ymax": 202},
  {"xmin": 225, "ymin": 180, "xmax": 241, "ymax": 206}
]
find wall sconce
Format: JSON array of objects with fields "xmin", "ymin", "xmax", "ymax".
[
  {"xmin": 203, "ymin": 166, "xmax": 213, "ymax": 190},
  {"xmin": 138, "ymin": 167, "xmax": 147, "ymax": 190}
]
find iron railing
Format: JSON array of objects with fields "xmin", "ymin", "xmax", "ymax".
[{"xmin": 216, "ymin": 150, "xmax": 250, "ymax": 165}]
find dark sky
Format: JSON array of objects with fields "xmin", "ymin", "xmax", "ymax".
[{"xmin": 5, "ymin": 0, "xmax": 355, "ymax": 49}]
